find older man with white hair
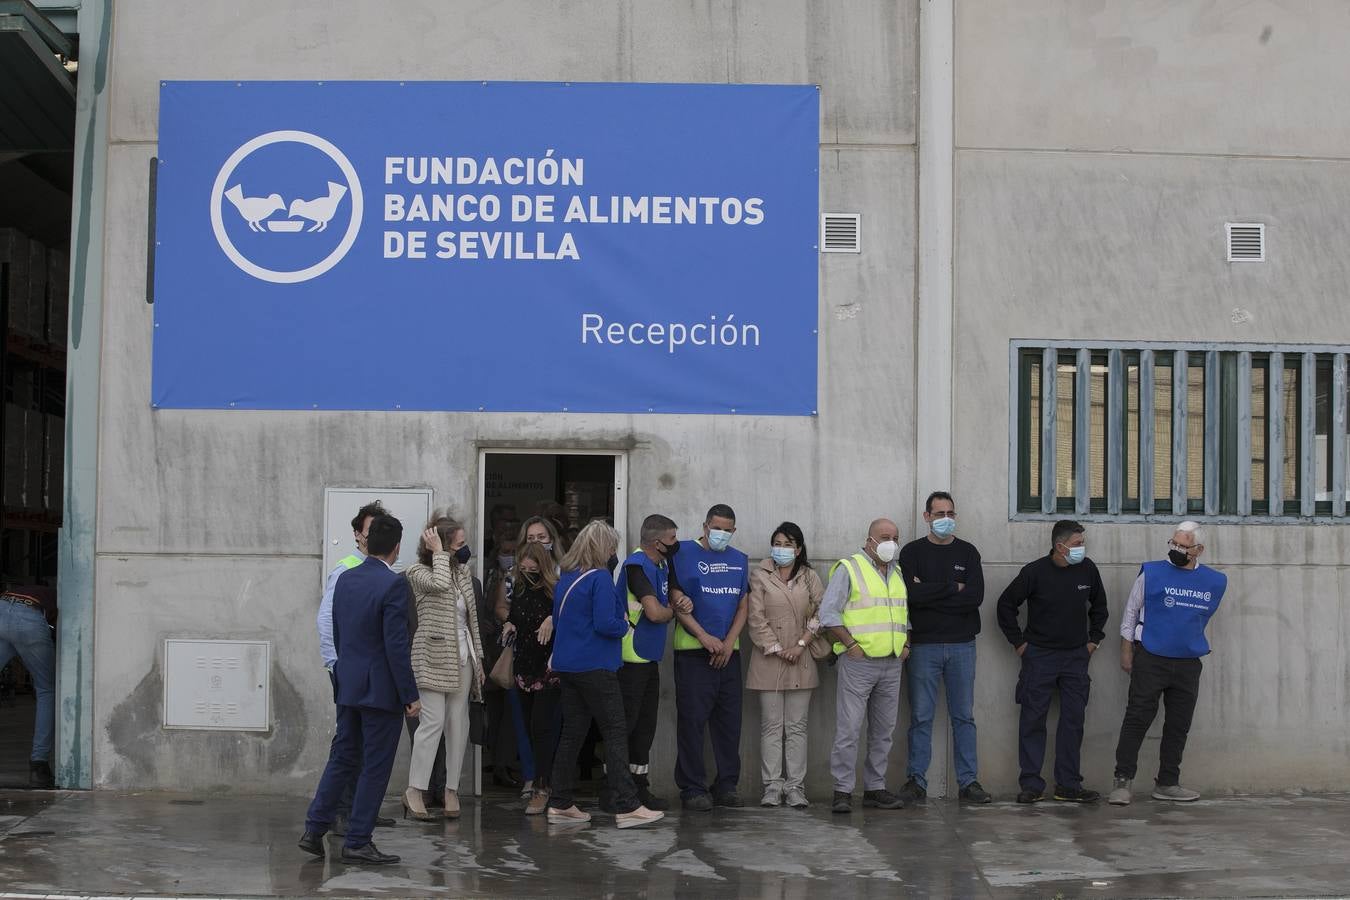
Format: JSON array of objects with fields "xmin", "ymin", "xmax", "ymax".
[{"xmin": 1109, "ymin": 521, "xmax": 1227, "ymax": 805}]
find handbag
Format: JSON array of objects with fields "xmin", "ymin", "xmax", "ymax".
[
  {"xmin": 489, "ymin": 635, "xmax": 515, "ymax": 690},
  {"xmin": 546, "ymin": 568, "xmax": 597, "ymax": 671}
]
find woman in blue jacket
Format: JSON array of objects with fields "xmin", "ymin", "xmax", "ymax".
[{"xmin": 546, "ymin": 520, "xmax": 665, "ymax": 830}]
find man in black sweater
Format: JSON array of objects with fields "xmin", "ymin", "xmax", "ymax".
[
  {"xmin": 996, "ymin": 519, "xmax": 1108, "ymax": 804},
  {"xmin": 896, "ymin": 492, "xmax": 991, "ymax": 805}
]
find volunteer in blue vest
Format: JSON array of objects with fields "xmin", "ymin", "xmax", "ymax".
[
  {"xmin": 897, "ymin": 491, "xmax": 992, "ymax": 805},
  {"xmin": 820, "ymin": 517, "xmax": 911, "ymax": 813},
  {"xmin": 601, "ymin": 514, "xmax": 694, "ymax": 814},
  {"xmin": 1109, "ymin": 522, "xmax": 1226, "ymax": 805},
  {"xmin": 315, "ymin": 500, "xmax": 395, "ymax": 834},
  {"xmin": 997, "ymin": 519, "xmax": 1108, "ymax": 804},
  {"xmin": 671, "ymin": 503, "xmax": 751, "ymax": 810}
]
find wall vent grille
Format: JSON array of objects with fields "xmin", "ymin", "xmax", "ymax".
[
  {"xmin": 1226, "ymin": 222, "xmax": 1265, "ymax": 262},
  {"xmin": 821, "ymin": 213, "xmax": 861, "ymax": 253}
]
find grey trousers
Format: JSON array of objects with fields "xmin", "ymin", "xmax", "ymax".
[
  {"xmin": 759, "ymin": 689, "xmax": 812, "ymax": 793},
  {"xmin": 829, "ymin": 654, "xmax": 903, "ymax": 793}
]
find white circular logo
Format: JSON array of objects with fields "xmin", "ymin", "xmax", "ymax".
[
  {"xmin": 1163, "ymin": 596, "xmax": 1175, "ymax": 608},
  {"xmin": 697, "ymin": 561, "xmax": 711, "ymax": 575},
  {"xmin": 209, "ymin": 130, "xmax": 363, "ymax": 284}
]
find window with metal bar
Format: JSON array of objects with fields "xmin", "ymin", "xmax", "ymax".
[{"xmin": 1010, "ymin": 343, "xmax": 1350, "ymax": 521}]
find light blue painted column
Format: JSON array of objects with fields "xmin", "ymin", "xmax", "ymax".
[{"xmin": 55, "ymin": 0, "xmax": 111, "ymax": 790}]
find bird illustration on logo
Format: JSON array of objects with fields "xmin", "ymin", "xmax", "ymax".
[
  {"xmin": 224, "ymin": 186, "xmax": 285, "ymax": 231},
  {"xmin": 223, "ymin": 181, "xmax": 348, "ymax": 233}
]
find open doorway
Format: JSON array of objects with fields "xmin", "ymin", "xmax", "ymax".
[
  {"xmin": 477, "ymin": 450, "xmax": 628, "ymax": 565},
  {"xmin": 470, "ymin": 449, "xmax": 626, "ymax": 796},
  {"xmin": 1, "ymin": 2, "xmax": 77, "ymax": 790}
]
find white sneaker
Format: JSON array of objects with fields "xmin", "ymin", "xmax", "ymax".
[
  {"xmin": 1108, "ymin": 777, "xmax": 1132, "ymax": 806},
  {"xmin": 1152, "ymin": 783, "xmax": 1200, "ymax": 802},
  {"xmin": 760, "ymin": 786, "xmax": 784, "ymax": 807},
  {"xmin": 615, "ymin": 805, "xmax": 665, "ymax": 829},
  {"xmin": 547, "ymin": 804, "xmax": 592, "ymax": 825}
]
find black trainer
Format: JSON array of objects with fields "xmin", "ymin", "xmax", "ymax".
[
  {"xmin": 831, "ymin": 791, "xmax": 853, "ymax": 814},
  {"xmin": 1015, "ymin": 789, "xmax": 1043, "ymax": 804},
  {"xmin": 862, "ymin": 789, "xmax": 906, "ymax": 810},
  {"xmin": 1052, "ymin": 785, "xmax": 1101, "ymax": 803},
  {"xmin": 682, "ymin": 793, "xmax": 713, "ymax": 812},
  {"xmin": 897, "ymin": 777, "xmax": 926, "ymax": 805},
  {"xmin": 959, "ymin": 781, "xmax": 993, "ymax": 804},
  {"xmin": 712, "ymin": 793, "xmax": 742, "ymax": 808}
]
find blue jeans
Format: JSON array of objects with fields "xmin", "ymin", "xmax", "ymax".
[
  {"xmin": 905, "ymin": 640, "xmax": 977, "ymax": 790},
  {"xmin": 0, "ymin": 600, "xmax": 56, "ymax": 762}
]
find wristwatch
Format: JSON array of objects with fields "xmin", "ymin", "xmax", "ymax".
[{"xmin": 796, "ymin": 638, "xmax": 807, "ymax": 648}]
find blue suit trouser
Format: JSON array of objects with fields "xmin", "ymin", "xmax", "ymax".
[{"xmin": 306, "ymin": 704, "xmax": 403, "ymax": 848}]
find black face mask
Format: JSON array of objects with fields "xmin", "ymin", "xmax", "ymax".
[
  {"xmin": 606, "ymin": 554, "xmax": 619, "ymax": 574},
  {"xmin": 1168, "ymin": 548, "xmax": 1191, "ymax": 567},
  {"xmin": 657, "ymin": 540, "xmax": 679, "ymax": 558},
  {"xmin": 454, "ymin": 546, "xmax": 472, "ymax": 565}
]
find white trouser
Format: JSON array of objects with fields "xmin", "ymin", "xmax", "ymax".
[{"xmin": 408, "ymin": 680, "xmax": 471, "ymax": 792}]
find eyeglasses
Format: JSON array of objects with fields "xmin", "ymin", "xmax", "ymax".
[{"xmin": 1168, "ymin": 541, "xmax": 1199, "ymax": 554}]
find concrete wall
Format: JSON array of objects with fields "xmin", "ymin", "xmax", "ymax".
[
  {"xmin": 954, "ymin": 0, "xmax": 1350, "ymax": 794},
  {"xmin": 91, "ymin": 0, "xmax": 921, "ymax": 795},
  {"xmin": 84, "ymin": 0, "xmax": 1350, "ymax": 799}
]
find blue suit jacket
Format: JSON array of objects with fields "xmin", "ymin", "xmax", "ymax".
[{"xmin": 332, "ymin": 557, "xmax": 420, "ymax": 713}]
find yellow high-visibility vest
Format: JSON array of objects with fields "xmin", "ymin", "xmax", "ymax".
[{"xmin": 829, "ymin": 552, "xmax": 908, "ymax": 657}]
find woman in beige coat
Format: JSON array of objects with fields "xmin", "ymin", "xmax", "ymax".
[
  {"xmin": 403, "ymin": 516, "xmax": 485, "ymax": 820},
  {"xmin": 746, "ymin": 521, "xmax": 828, "ymax": 809}
]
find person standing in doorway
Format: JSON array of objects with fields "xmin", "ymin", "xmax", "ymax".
[
  {"xmin": 1109, "ymin": 522, "xmax": 1226, "ymax": 805},
  {"xmin": 997, "ymin": 519, "xmax": 1108, "ymax": 804},
  {"xmin": 602, "ymin": 514, "xmax": 693, "ymax": 814},
  {"xmin": 745, "ymin": 522, "xmax": 827, "ymax": 809},
  {"xmin": 671, "ymin": 504, "xmax": 751, "ymax": 810},
  {"xmin": 546, "ymin": 520, "xmax": 665, "ymax": 829},
  {"xmin": 501, "ymin": 542, "xmax": 563, "ymax": 815},
  {"xmin": 403, "ymin": 517, "xmax": 485, "ymax": 821},
  {"xmin": 897, "ymin": 492, "xmax": 992, "ymax": 805},
  {"xmin": 820, "ymin": 518, "xmax": 911, "ymax": 814},
  {"xmin": 0, "ymin": 582, "xmax": 57, "ymax": 789},
  {"xmin": 300, "ymin": 513, "xmax": 420, "ymax": 865},
  {"xmin": 315, "ymin": 500, "xmax": 395, "ymax": 834}
]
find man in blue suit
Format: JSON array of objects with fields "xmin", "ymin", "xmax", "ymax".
[{"xmin": 300, "ymin": 514, "xmax": 421, "ymax": 865}]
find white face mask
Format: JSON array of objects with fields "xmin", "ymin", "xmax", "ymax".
[{"xmin": 871, "ymin": 538, "xmax": 899, "ymax": 563}]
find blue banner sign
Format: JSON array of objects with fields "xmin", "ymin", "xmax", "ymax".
[{"xmin": 152, "ymin": 81, "xmax": 819, "ymax": 414}]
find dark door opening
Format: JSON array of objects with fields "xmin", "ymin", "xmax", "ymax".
[
  {"xmin": 480, "ymin": 451, "xmax": 623, "ymax": 562},
  {"xmin": 0, "ymin": 2, "xmax": 77, "ymax": 789}
]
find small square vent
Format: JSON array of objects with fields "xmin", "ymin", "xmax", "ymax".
[
  {"xmin": 821, "ymin": 213, "xmax": 861, "ymax": 253},
  {"xmin": 1226, "ymin": 222, "xmax": 1265, "ymax": 262}
]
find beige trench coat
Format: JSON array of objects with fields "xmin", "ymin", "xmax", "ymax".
[
  {"xmin": 745, "ymin": 558, "xmax": 827, "ymax": 691},
  {"xmin": 406, "ymin": 552, "xmax": 484, "ymax": 701}
]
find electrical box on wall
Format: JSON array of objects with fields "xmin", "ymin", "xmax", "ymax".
[
  {"xmin": 163, "ymin": 639, "xmax": 270, "ymax": 731},
  {"xmin": 322, "ymin": 487, "xmax": 434, "ymax": 579}
]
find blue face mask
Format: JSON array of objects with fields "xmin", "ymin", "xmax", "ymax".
[
  {"xmin": 707, "ymin": 529, "xmax": 733, "ymax": 552},
  {"xmin": 770, "ymin": 546, "xmax": 796, "ymax": 567},
  {"xmin": 1065, "ymin": 545, "xmax": 1086, "ymax": 565},
  {"xmin": 931, "ymin": 516, "xmax": 957, "ymax": 538}
]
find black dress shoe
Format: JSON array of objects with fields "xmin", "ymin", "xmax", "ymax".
[
  {"xmin": 340, "ymin": 841, "xmax": 400, "ymax": 865},
  {"xmin": 297, "ymin": 831, "xmax": 326, "ymax": 857},
  {"xmin": 375, "ymin": 816, "xmax": 396, "ymax": 827}
]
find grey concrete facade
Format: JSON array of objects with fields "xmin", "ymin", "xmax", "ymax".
[{"xmin": 61, "ymin": 0, "xmax": 1350, "ymax": 799}]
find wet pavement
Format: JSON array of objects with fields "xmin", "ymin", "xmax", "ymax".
[{"xmin": 2, "ymin": 788, "xmax": 1349, "ymax": 898}]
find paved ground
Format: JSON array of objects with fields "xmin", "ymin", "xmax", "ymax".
[{"xmin": 2, "ymin": 787, "xmax": 1349, "ymax": 898}]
